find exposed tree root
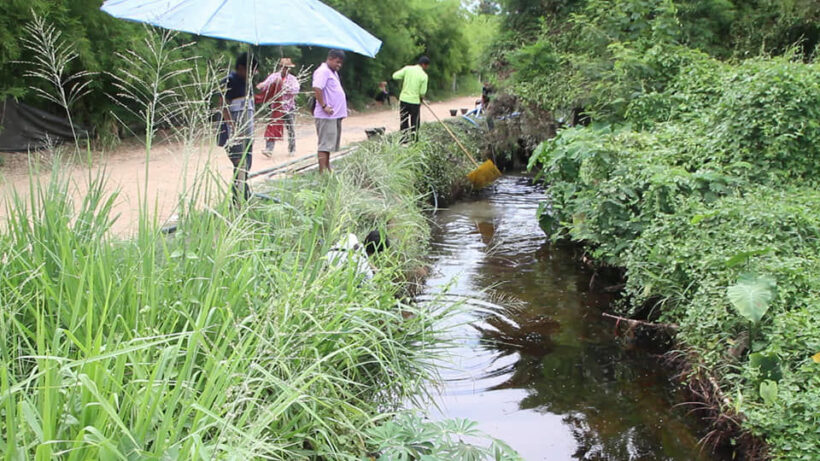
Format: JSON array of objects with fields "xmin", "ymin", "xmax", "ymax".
[{"xmin": 666, "ymin": 349, "xmax": 770, "ymax": 460}]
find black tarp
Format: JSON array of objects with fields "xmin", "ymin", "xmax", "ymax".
[{"xmin": 0, "ymin": 99, "xmax": 89, "ymax": 152}]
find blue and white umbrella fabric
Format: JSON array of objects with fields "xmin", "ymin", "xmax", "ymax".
[{"xmin": 101, "ymin": 0, "xmax": 382, "ymax": 57}]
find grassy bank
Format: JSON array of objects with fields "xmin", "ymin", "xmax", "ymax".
[
  {"xmin": 528, "ymin": 55, "xmax": 820, "ymax": 458},
  {"xmin": 0, "ymin": 121, "xmax": 513, "ymax": 459}
]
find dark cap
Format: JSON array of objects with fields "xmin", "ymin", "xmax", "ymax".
[
  {"xmin": 328, "ymin": 49, "xmax": 346, "ymax": 60},
  {"xmin": 418, "ymin": 56, "xmax": 430, "ymax": 65}
]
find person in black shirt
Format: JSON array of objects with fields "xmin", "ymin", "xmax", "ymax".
[{"xmin": 218, "ymin": 52, "xmax": 258, "ymax": 206}]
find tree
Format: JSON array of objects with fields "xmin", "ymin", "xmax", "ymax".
[
  {"xmin": 0, "ymin": 0, "xmax": 486, "ymax": 140},
  {"xmin": 478, "ymin": 0, "xmax": 501, "ymax": 15}
]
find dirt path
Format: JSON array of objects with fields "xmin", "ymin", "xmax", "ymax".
[{"xmin": 0, "ymin": 95, "xmax": 478, "ymax": 236}]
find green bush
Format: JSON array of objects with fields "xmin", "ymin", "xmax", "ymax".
[
  {"xmin": 527, "ymin": 52, "xmax": 820, "ymax": 457},
  {"xmin": 494, "ymin": 0, "xmax": 819, "ymax": 120},
  {"xmin": 622, "ymin": 187, "xmax": 820, "ymax": 459},
  {"xmin": 502, "ymin": 0, "xmax": 820, "ymax": 457},
  {"xmin": 530, "ymin": 123, "xmax": 743, "ymax": 265},
  {"xmin": 698, "ymin": 58, "xmax": 820, "ymax": 180}
]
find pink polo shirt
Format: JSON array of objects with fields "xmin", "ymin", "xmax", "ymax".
[{"xmin": 312, "ymin": 62, "xmax": 347, "ymax": 119}]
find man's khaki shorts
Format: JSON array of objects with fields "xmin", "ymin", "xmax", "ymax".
[{"xmin": 315, "ymin": 117, "xmax": 342, "ymax": 152}]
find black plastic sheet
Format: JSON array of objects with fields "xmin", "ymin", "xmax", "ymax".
[{"xmin": 0, "ymin": 99, "xmax": 89, "ymax": 152}]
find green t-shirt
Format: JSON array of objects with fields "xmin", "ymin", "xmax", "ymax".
[{"xmin": 392, "ymin": 65, "xmax": 428, "ymax": 104}]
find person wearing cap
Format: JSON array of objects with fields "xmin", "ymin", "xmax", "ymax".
[
  {"xmin": 312, "ymin": 49, "xmax": 347, "ymax": 173},
  {"xmin": 392, "ymin": 56, "xmax": 430, "ymax": 143},
  {"xmin": 256, "ymin": 57, "xmax": 300, "ymax": 156}
]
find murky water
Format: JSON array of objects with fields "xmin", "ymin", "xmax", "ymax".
[{"xmin": 421, "ymin": 175, "xmax": 720, "ymax": 461}]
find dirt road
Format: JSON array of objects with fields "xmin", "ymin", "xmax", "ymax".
[{"xmin": 0, "ymin": 95, "xmax": 478, "ymax": 235}]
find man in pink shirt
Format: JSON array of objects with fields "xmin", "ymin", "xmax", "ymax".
[{"xmin": 312, "ymin": 49, "xmax": 347, "ymax": 173}]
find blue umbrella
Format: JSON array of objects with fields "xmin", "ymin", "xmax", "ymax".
[{"xmin": 100, "ymin": 0, "xmax": 382, "ymax": 57}]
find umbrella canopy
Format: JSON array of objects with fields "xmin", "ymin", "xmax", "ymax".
[{"xmin": 100, "ymin": 0, "xmax": 382, "ymax": 57}]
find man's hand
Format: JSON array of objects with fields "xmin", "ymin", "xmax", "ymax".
[{"xmin": 322, "ymin": 104, "xmax": 334, "ymax": 115}]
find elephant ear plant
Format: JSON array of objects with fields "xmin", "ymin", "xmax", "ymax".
[
  {"xmin": 727, "ymin": 273, "xmax": 781, "ymax": 404},
  {"xmin": 727, "ymin": 273, "xmax": 776, "ymax": 329}
]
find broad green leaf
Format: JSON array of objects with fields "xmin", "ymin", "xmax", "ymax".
[
  {"xmin": 759, "ymin": 380, "xmax": 778, "ymax": 406},
  {"xmin": 749, "ymin": 352, "xmax": 782, "ymax": 382},
  {"xmin": 725, "ymin": 248, "xmax": 773, "ymax": 268},
  {"xmin": 690, "ymin": 212, "xmax": 716, "ymax": 225},
  {"xmin": 727, "ymin": 274, "xmax": 776, "ymax": 325}
]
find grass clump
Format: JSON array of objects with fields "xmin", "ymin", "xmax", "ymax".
[{"xmin": 0, "ymin": 118, "xmax": 489, "ymax": 460}]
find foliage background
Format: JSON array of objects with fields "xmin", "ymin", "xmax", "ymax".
[
  {"xmin": 489, "ymin": 0, "xmax": 819, "ymax": 118},
  {"xmin": 488, "ymin": 0, "xmax": 820, "ymax": 458},
  {"xmin": 0, "ymin": 0, "xmax": 494, "ymax": 139}
]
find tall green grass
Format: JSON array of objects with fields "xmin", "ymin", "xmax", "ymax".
[{"xmin": 0, "ymin": 127, "xmax": 476, "ymax": 460}]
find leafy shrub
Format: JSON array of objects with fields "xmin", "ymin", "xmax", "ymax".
[
  {"xmin": 366, "ymin": 414, "xmax": 521, "ymax": 460},
  {"xmin": 529, "ymin": 123, "xmax": 743, "ymax": 265},
  {"xmin": 698, "ymin": 58, "xmax": 820, "ymax": 180},
  {"xmin": 621, "ymin": 186, "xmax": 820, "ymax": 459},
  {"xmin": 528, "ymin": 50, "xmax": 820, "ymax": 458}
]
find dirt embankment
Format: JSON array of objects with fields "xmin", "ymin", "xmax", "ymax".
[{"xmin": 0, "ymin": 96, "xmax": 478, "ymax": 236}]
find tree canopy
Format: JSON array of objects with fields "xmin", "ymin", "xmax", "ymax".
[
  {"xmin": 0, "ymin": 0, "xmax": 488, "ymax": 137},
  {"xmin": 489, "ymin": 0, "xmax": 819, "ymax": 117}
]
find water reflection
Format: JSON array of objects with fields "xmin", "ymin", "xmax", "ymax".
[{"xmin": 421, "ymin": 175, "xmax": 719, "ymax": 461}]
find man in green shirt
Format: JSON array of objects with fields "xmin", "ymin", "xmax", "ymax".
[{"xmin": 392, "ymin": 56, "xmax": 430, "ymax": 142}]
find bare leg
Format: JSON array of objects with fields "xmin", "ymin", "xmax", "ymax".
[
  {"xmin": 285, "ymin": 113, "xmax": 296, "ymax": 155},
  {"xmin": 318, "ymin": 151, "xmax": 331, "ymax": 173}
]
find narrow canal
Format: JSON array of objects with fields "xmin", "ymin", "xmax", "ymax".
[{"xmin": 421, "ymin": 175, "xmax": 721, "ymax": 460}]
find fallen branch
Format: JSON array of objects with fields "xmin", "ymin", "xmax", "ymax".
[
  {"xmin": 707, "ymin": 375, "xmax": 733, "ymax": 410},
  {"xmin": 601, "ymin": 312, "xmax": 679, "ymax": 331}
]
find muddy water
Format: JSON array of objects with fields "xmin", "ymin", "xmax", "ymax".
[{"xmin": 421, "ymin": 175, "xmax": 720, "ymax": 461}]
